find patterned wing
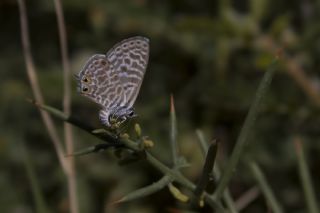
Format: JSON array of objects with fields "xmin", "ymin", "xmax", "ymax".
[
  {"xmin": 106, "ymin": 36, "xmax": 149, "ymax": 108},
  {"xmin": 77, "ymin": 54, "xmax": 124, "ymax": 109}
]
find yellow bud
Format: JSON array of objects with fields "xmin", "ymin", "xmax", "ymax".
[
  {"xmin": 168, "ymin": 183, "xmax": 189, "ymax": 203},
  {"xmin": 120, "ymin": 133, "xmax": 130, "ymax": 140},
  {"xmin": 199, "ymin": 199, "xmax": 205, "ymax": 207},
  {"xmin": 143, "ymin": 139, "xmax": 154, "ymax": 148},
  {"xmin": 134, "ymin": 123, "xmax": 142, "ymax": 137}
]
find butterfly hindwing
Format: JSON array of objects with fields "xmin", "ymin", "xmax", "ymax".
[{"xmin": 77, "ymin": 54, "xmax": 122, "ymax": 108}]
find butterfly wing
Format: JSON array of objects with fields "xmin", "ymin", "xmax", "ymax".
[
  {"xmin": 106, "ymin": 36, "xmax": 149, "ymax": 108},
  {"xmin": 77, "ymin": 36, "xmax": 149, "ymax": 111},
  {"xmin": 77, "ymin": 54, "xmax": 123, "ymax": 109}
]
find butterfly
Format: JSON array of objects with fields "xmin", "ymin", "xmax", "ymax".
[{"xmin": 76, "ymin": 36, "xmax": 149, "ymax": 128}]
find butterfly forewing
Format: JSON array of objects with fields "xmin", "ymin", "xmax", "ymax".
[{"xmin": 106, "ymin": 36, "xmax": 149, "ymax": 108}]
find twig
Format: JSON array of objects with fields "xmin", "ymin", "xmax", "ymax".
[
  {"xmin": 114, "ymin": 175, "xmax": 173, "ymax": 204},
  {"xmin": 52, "ymin": 0, "xmax": 78, "ymax": 212},
  {"xmin": 235, "ymin": 186, "xmax": 260, "ymax": 211},
  {"xmin": 248, "ymin": 161, "xmax": 283, "ymax": 213},
  {"xmin": 145, "ymin": 152, "xmax": 226, "ymax": 212},
  {"xmin": 294, "ymin": 136, "xmax": 319, "ymax": 213},
  {"xmin": 17, "ymin": 0, "xmax": 68, "ymax": 173},
  {"xmin": 31, "ymin": 101, "xmax": 226, "ymax": 212},
  {"xmin": 170, "ymin": 95, "xmax": 179, "ymax": 167},
  {"xmin": 196, "ymin": 129, "xmax": 209, "ymax": 156},
  {"xmin": 213, "ymin": 57, "xmax": 279, "ymax": 200},
  {"xmin": 196, "ymin": 130, "xmax": 238, "ymax": 213},
  {"xmin": 194, "ymin": 140, "xmax": 218, "ymax": 200},
  {"xmin": 21, "ymin": 140, "xmax": 49, "ymax": 213},
  {"xmin": 257, "ymin": 36, "xmax": 320, "ymax": 107}
]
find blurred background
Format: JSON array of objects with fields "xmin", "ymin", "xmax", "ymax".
[{"xmin": 1, "ymin": 0, "xmax": 320, "ymax": 212}]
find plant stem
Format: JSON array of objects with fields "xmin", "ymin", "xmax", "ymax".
[
  {"xmin": 32, "ymin": 101, "xmax": 227, "ymax": 211},
  {"xmin": 213, "ymin": 58, "xmax": 279, "ymax": 200},
  {"xmin": 196, "ymin": 129, "xmax": 238, "ymax": 212},
  {"xmin": 21, "ymin": 141, "xmax": 49, "ymax": 213},
  {"xmin": 170, "ymin": 95, "xmax": 179, "ymax": 167},
  {"xmin": 52, "ymin": 0, "xmax": 78, "ymax": 212},
  {"xmin": 294, "ymin": 137, "xmax": 319, "ymax": 213},
  {"xmin": 248, "ymin": 161, "xmax": 283, "ymax": 213},
  {"xmin": 17, "ymin": 0, "xmax": 68, "ymax": 173}
]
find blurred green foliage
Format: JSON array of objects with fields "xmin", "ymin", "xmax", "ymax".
[{"xmin": 1, "ymin": 0, "xmax": 320, "ymax": 212}]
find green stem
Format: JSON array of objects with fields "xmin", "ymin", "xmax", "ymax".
[
  {"xmin": 248, "ymin": 161, "xmax": 283, "ymax": 213},
  {"xmin": 116, "ymin": 175, "xmax": 173, "ymax": 203},
  {"xmin": 295, "ymin": 137, "xmax": 319, "ymax": 213},
  {"xmin": 31, "ymin": 101, "xmax": 226, "ymax": 212},
  {"xmin": 146, "ymin": 152, "xmax": 227, "ymax": 212},
  {"xmin": 21, "ymin": 141, "xmax": 50, "ymax": 213},
  {"xmin": 213, "ymin": 58, "xmax": 278, "ymax": 200}
]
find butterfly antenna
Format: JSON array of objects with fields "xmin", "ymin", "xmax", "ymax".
[
  {"xmin": 74, "ymin": 74, "xmax": 80, "ymax": 80},
  {"xmin": 118, "ymin": 118, "xmax": 132, "ymax": 135}
]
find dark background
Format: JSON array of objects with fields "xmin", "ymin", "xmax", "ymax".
[{"xmin": 1, "ymin": 0, "xmax": 320, "ymax": 212}]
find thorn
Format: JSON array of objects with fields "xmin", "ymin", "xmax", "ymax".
[{"xmin": 170, "ymin": 94, "xmax": 175, "ymax": 114}]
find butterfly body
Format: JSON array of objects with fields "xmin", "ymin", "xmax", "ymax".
[
  {"xmin": 77, "ymin": 36, "xmax": 149, "ymax": 128},
  {"xmin": 99, "ymin": 106, "xmax": 136, "ymax": 128}
]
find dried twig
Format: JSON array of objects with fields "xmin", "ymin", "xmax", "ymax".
[
  {"xmin": 235, "ymin": 187, "xmax": 260, "ymax": 211},
  {"xmin": 170, "ymin": 95, "xmax": 179, "ymax": 167},
  {"xmin": 17, "ymin": 0, "xmax": 68, "ymax": 173},
  {"xmin": 53, "ymin": 0, "xmax": 78, "ymax": 212},
  {"xmin": 257, "ymin": 36, "xmax": 320, "ymax": 107}
]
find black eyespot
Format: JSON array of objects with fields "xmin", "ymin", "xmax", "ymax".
[
  {"xmin": 83, "ymin": 77, "xmax": 88, "ymax": 83},
  {"xmin": 129, "ymin": 111, "xmax": 134, "ymax": 117},
  {"xmin": 82, "ymin": 87, "xmax": 89, "ymax": 92}
]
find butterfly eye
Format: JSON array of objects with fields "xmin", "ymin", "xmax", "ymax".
[{"xmin": 129, "ymin": 111, "xmax": 134, "ymax": 117}]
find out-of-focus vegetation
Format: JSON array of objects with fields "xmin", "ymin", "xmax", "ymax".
[{"xmin": 1, "ymin": 0, "xmax": 320, "ymax": 212}]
